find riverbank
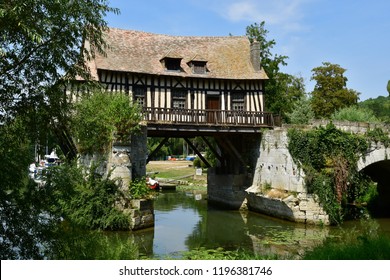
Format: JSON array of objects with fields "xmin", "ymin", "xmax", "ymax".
[{"xmin": 147, "ymin": 160, "xmax": 207, "ymax": 190}]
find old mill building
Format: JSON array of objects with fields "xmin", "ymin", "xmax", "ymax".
[{"xmin": 84, "ymin": 28, "xmax": 274, "ymax": 132}]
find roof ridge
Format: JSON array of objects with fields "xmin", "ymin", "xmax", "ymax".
[{"xmin": 107, "ymin": 27, "xmax": 247, "ymax": 40}]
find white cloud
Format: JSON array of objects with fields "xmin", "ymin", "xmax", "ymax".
[{"xmin": 217, "ymin": 0, "xmax": 311, "ymax": 31}]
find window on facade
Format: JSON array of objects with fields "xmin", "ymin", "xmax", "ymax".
[
  {"xmin": 165, "ymin": 58, "xmax": 182, "ymax": 71},
  {"xmin": 133, "ymin": 86, "xmax": 146, "ymax": 107},
  {"xmin": 191, "ymin": 61, "xmax": 207, "ymax": 74},
  {"xmin": 231, "ymin": 91, "xmax": 245, "ymax": 111},
  {"xmin": 171, "ymin": 88, "xmax": 187, "ymax": 109}
]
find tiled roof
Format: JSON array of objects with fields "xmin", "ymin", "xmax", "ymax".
[{"xmin": 89, "ymin": 28, "xmax": 268, "ymax": 80}]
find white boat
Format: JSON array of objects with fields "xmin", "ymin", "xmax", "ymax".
[{"xmin": 29, "ymin": 150, "xmax": 61, "ymax": 185}]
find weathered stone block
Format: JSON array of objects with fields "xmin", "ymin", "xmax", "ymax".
[
  {"xmin": 127, "ymin": 199, "xmax": 155, "ymax": 230},
  {"xmin": 131, "ymin": 199, "xmax": 154, "ymax": 211}
]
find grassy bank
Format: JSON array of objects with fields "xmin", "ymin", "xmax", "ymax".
[
  {"xmin": 302, "ymin": 233, "xmax": 390, "ymax": 260},
  {"xmin": 147, "ymin": 160, "xmax": 207, "ymax": 188},
  {"xmin": 178, "ymin": 233, "xmax": 390, "ymax": 260}
]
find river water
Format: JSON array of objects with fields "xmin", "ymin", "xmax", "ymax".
[{"xmin": 123, "ymin": 189, "xmax": 390, "ymax": 259}]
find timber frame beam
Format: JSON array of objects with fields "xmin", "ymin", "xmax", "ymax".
[
  {"xmin": 146, "ymin": 137, "xmax": 169, "ymax": 163},
  {"xmin": 183, "ymin": 137, "xmax": 211, "ymax": 168}
]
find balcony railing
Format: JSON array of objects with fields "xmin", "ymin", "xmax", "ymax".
[{"xmin": 142, "ymin": 107, "xmax": 279, "ymax": 127}]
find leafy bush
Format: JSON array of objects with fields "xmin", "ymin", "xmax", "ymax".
[
  {"xmin": 193, "ymin": 157, "xmax": 202, "ymax": 168},
  {"xmin": 129, "ymin": 178, "xmax": 152, "ymax": 199},
  {"xmin": 355, "ymin": 180, "xmax": 378, "ymax": 205},
  {"xmin": 46, "ymin": 162, "xmax": 131, "ymax": 230},
  {"xmin": 193, "ymin": 156, "xmax": 209, "ymax": 169},
  {"xmin": 365, "ymin": 127, "xmax": 390, "ymax": 147},
  {"xmin": 331, "ymin": 106, "xmax": 379, "ymax": 122},
  {"xmin": 72, "ymin": 91, "xmax": 141, "ymax": 154},
  {"xmin": 109, "ymin": 93, "xmax": 143, "ymax": 141}
]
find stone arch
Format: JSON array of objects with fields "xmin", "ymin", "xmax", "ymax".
[
  {"xmin": 357, "ymin": 145, "xmax": 390, "ymax": 172},
  {"xmin": 358, "ymin": 145, "xmax": 390, "ymax": 217}
]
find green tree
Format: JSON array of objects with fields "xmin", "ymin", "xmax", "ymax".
[
  {"xmin": 387, "ymin": 80, "xmax": 390, "ymax": 96},
  {"xmin": 0, "ymin": 0, "xmax": 119, "ymax": 259},
  {"xmin": 0, "ymin": 0, "xmax": 118, "ymax": 152},
  {"xmin": 310, "ymin": 62, "xmax": 359, "ymax": 118},
  {"xmin": 359, "ymin": 95, "xmax": 390, "ymax": 122},
  {"xmin": 0, "ymin": 119, "xmax": 52, "ymax": 259},
  {"xmin": 72, "ymin": 91, "xmax": 141, "ymax": 154},
  {"xmin": 286, "ymin": 95, "xmax": 315, "ymax": 124},
  {"xmin": 246, "ymin": 21, "xmax": 305, "ymax": 120},
  {"xmin": 277, "ymin": 73, "xmax": 307, "ymax": 122}
]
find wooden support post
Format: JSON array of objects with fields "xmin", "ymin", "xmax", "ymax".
[
  {"xmin": 201, "ymin": 136, "xmax": 223, "ymax": 163},
  {"xmin": 147, "ymin": 137, "xmax": 169, "ymax": 163},
  {"xmin": 214, "ymin": 136, "xmax": 235, "ymax": 159},
  {"xmin": 215, "ymin": 136, "xmax": 247, "ymax": 173},
  {"xmin": 183, "ymin": 138, "xmax": 211, "ymax": 168},
  {"xmin": 223, "ymin": 138, "xmax": 247, "ymax": 168}
]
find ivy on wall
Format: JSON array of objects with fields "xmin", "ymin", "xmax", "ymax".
[{"xmin": 287, "ymin": 123, "xmax": 384, "ymax": 224}]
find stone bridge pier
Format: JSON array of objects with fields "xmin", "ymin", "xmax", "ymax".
[
  {"xmin": 244, "ymin": 128, "xmax": 329, "ymax": 225},
  {"xmin": 208, "ymin": 121, "xmax": 390, "ymax": 225},
  {"xmin": 207, "ymin": 133, "xmax": 262, "ymax": 210},
  {"xmin": 207, "ymin": 127, "xmax": 329, "ymax": 225}
]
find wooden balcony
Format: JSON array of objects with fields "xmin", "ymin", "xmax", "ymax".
[{"xmin": 142, "ymin": 107, "xmax": 280, "ymax": 137}]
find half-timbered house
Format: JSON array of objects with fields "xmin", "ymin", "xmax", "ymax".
[{"xmin": 86, "ymin": 28, "xmax": 272, "ymax": 132}]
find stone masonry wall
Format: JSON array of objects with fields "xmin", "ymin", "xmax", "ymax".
[
  {"xmin": 79, "ymin": 125, "xmax": 147, "ymax": 189},
  {"xmin": 251, "ymin": 128, "xmax": 305, "ymax": 193},
  {"xmin": 246, "ymin": 128, "xmax": 330, "ymax": 225},
  {"xmin": 78, "ymin": 125, "xmax": 152, "ymax": 230},
  {"xmin": 108, "ymin": 126, "xmax": 147, "ymax": 189},
  {"xmin": 123, "ymin": 199, "xmax": 154, "ymax": 230},
  {"xmin": 310, "ymin": 119, "xmax": 390, "ymax": 135},
  {"xmin": 129, "ymin": 125, "xmax": 147, "ymax": 179},
  {"xmin": 207, "ymin": 169, "xmax": 249, "ymax": 209}
]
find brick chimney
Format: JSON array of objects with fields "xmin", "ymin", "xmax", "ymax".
[{"xmin": 250, "ymin": 40, "xmax": 261, "ymax": 71}]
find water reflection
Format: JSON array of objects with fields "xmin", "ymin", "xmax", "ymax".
[
  {"xmin": 129, "ymin": 190, "xmax": 390, "ymax": 259},
  {"xmin": 154, "ymin": 205, "xmax": 201, "ymax": 256}
]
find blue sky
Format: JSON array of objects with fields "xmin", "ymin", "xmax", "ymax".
[{"xmin": 105, "ymin": 0, "xmax": 389, "ymax": 101}]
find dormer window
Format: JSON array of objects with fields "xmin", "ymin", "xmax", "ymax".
[
  {"xmin": 160, "ymin": 51, "xmax": 183, "ymax": 72},
  {"xmin": 188, "ymin": 57, "xmax": 208, "ymax": 74},
  {"xmin": 165, "ymin": 58, "xmax": 181, "ymax": 71},
  {"xmin": 192, "ymin": 61, "xmax": 207, "ymax": 74}
]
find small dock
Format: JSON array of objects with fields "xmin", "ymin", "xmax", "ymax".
[{"xmin": 158, "ymin": 182, "xmax": 177, "ymax": 190}]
